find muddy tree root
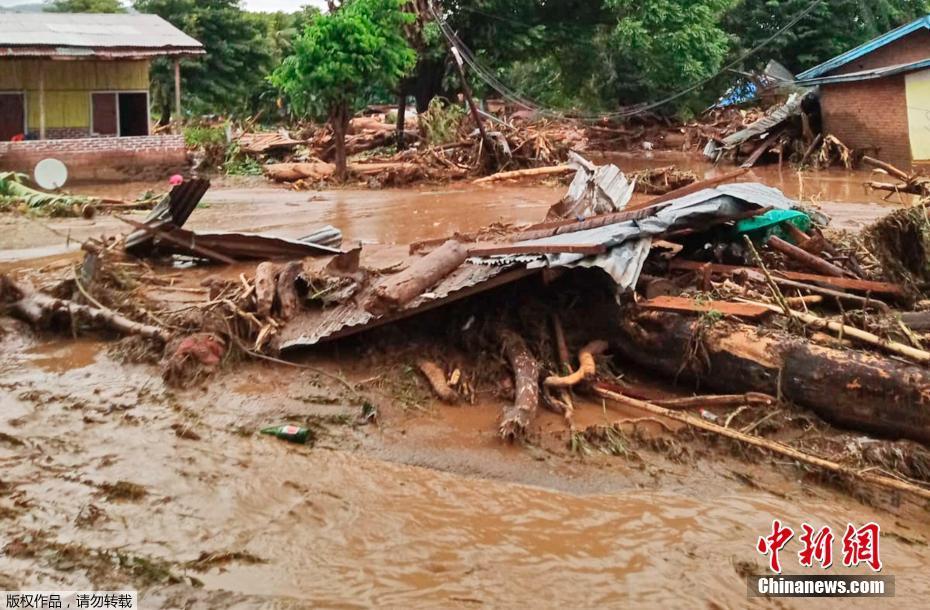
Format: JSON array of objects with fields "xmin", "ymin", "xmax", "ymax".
[
  {"xmin": 2, "ymin": 276, "xmax": 170, "ymax": 343},
  {"xmin": 592, "ymin": 385, "xmax": 930, "ymax": 502},
  {"xmin": 545, "ymin": 340, "xmax": 609, "ymax": 388},
  {"xmin": 276, "ymin": 262, "xmax": 304, "ymax": 321},
  {"xmin": 500, "ymin": 330, "xmax": 540, "ymax": 441},
  {"xmin": 367, "ymin": 240, "xmax": 468, "ymax": 313},
  {"xmin": 418, "ymin": 360, "xmax": 459, "ymax": 404},
  {"xmin": 255, "ymin": 262, "xmax": 279, "ymax": 318},
  {"xmin": 615, "ymin": 312, "xmax": 930, "ymax": 446}
]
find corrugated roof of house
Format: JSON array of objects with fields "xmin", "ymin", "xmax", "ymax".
[
  {"xmin": 795, "ymin": 58, "xmax": 930, "ymax": 87},
  {"xmin": 797, "ymin": 15, "xmax": 930, "ymax": 80},
  {"xmin": 0, "ymin": 13, "xmax": 203, "ymax": 57}
]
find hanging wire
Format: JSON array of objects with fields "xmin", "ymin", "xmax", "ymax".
[{"xmin": 428, "ymin": 0, "xmax": 826, "ymax": 121}]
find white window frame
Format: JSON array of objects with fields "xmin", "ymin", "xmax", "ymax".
[
  {"xmin": 0, "ymin": 90, "xmax": 28, "ymax": 138},
  {"xmin": 89, "ymin": 90, "xmax": 151, "ymax": 137}
]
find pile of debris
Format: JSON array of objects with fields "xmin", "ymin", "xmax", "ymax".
[{"xmin": 5, "ymin": 156, "xmax": 930, "ymax": 504}]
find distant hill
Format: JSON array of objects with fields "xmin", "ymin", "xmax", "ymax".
[
  {"xmin": 0, "ymin": 0, "xmax": 48, "ymax": 12},
  {"xmin": 0, "ymin": 2, "xmax": 46, "ymax": 11}
]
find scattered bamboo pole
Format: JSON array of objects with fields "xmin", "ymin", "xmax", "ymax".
[
  {"xmin": 652, "ymin": 393, "xmax": 776, "ymax": 410},
  {"xmin": 752, "ymin": 301, "xmax": 930, "ymax": 364},
  {"xmin": 592, "ymin": 386, "xmax": 930, "ymax": 501},
  {"xmin": 474, "ymin": 165, "xmax": 572, "ymax": 184}
]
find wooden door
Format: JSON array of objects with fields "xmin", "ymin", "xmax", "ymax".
[
  {"xmin": 0, "ymin": 93, "xmax": 25, "ymax": 141},
  {"xmin": 92, "ymin": 93, "xmax": 118, "ymax": 136}
]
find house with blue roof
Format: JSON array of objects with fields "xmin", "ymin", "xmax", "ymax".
[{"xmin": 796, "ymin": 15, "xmax": 930, "ymax": 169}]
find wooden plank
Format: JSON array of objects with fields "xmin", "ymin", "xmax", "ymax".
[
  {"xmin": 667, "ymin": 259, "xmax": 905, "ymax": 296},
  {"xmin": 468, "ymin": 243, "xmax": 607, "ymax": 257},
  {"xmin": 639, "ymin": 295, "xmax": 772, "ymax": 319}
]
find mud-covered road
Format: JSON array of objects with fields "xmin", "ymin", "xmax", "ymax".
[{"xmin": 2, "ymin": 166, "xmax": 929, "ymax": 608}]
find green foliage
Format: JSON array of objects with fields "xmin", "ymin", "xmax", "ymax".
[
  {"xmin": 134, "ymin": 0, "xmax": 276, "ymax": 120},
  {"xmin": 182, "ymin": 125, "xmax": 226, "ymax": 148},
  {"xmin": 0, "ymin": 172, "xmax": 93, "ymax": 217},
  {"xmin": 270, "ymin": 0, "xmax": 416, "ymax": 122},
  {"xmin": 419, "ymin": 98, "xmax": 465, "ymax": 146},
  {"xmin": 604, "ymin": 0, "xmax": 735, "ymax": 112},
  {"xmin": 724, "ymin": 0, "xmax": 930, "ymax": 75},
  {"xmin": 45, "ymin": 0, "xmax": 125, "ymax": 11},
  {"xmin": 223, "ymin": 143, "xmax": 264, "ymax": 176}
]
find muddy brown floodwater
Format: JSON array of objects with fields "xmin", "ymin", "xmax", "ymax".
[{"xmin": 3, "ymin": 161, "xmax": 930, "ymax": 608}]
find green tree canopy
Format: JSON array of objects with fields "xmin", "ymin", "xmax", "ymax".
[
  {"xmin": 133, "ymin": 0, "xmax": 274, "ymax": 121},
  {"xmin": 724, "ymin": 0, "xmax": 930, "ymax": 74},
  {"xmin": 46, "ymin": 0, "xmax": 125, "ymax": 11},
  {"xmin": 271, "ymin": 0, "xmax": 416, "ymax": 179}
]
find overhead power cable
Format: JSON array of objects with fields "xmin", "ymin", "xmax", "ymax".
[{"xmin": 428, "ymin": 0, "xmax": 826, "ymax": 121}]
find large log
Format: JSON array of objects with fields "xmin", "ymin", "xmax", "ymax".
[
  {"xmin": 615, "ymin": 312, "xmax": 930, "ymax": 445},
  {"xmin": 366, "ymin": 240, "xmax": 468, "ymax": 313},
  {"xmin": 500, "ymin": 330, "xmax": 540, "ymax": 441},
  {"xmin": 2, "ymin": 276, "xmax": 170, "ymax": 343}
]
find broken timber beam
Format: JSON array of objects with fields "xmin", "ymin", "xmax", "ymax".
[
  {"xmin": 468, "ymin": 244, "xmax": 607, "ymax": 257},
  {"xmin": 766, "ymin": 236, "xmax": 851, "ymax": 278},
  {"xmin": 667, "ymin": 260, "xmax": 904, "ymax": 296},
  {"xmin": 638, "ymin": 296, "xmax": 772, "ymax": 319}
]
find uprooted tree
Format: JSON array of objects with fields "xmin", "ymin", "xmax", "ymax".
[{"xmin": 270, "ymin": 0, "xmax": 416, "ymax": 181}]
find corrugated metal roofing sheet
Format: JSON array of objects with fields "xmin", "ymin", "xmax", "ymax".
[
  {"xmin": 276, "ymin": 265, "xmax": 534, "ymax": 349},
  {"xmin": 795, "ymin": 58, "xmax": 930, "ymax": 87},
  {"xmin": 0, "ymin": 46, "xmax": 201, "ymax": 58},
  {"xmin": 0, "ymin": 13, "xmax": 203, "ymax": 52},
  {"xmin": 797, "ymin": 15, "xmax": 930, "ymax": 80}
]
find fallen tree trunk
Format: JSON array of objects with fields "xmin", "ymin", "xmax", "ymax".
[
  {"xmin": 500, "ymin": 330, "xmax": 540, "ymax": 441},
  {"xmin": 2, "ymin": 276, "xmax": 170, "ymax": 343},
  {"xmin": 615, "ymin": 312, "xmax": 930, "ymax": 446},
  {"xmin": 367, "ymin": 240, "xmax": 468, "ymax": 313}
]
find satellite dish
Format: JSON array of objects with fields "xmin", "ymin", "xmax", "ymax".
[{"xmin": 34, "ymin": 158, "xmax": 69, "ymax": 191}]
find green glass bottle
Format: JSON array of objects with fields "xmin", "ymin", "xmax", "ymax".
[{"xmin": 261, "ymin": 425, "xmax": 311, "ymax": 444}]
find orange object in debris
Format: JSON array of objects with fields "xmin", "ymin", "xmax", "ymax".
[{"xmin": 639, "ymin": 295, "xmax": 772, "ymax": 319}]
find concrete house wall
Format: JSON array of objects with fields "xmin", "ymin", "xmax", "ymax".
[{"xmin": 819, "ymin": 31, "xmax": 930, "ymax": 169}]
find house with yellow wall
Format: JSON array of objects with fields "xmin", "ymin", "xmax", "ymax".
[{"xmin": 0, "ymin": 12, "xmax": 203, "ymax": 141}]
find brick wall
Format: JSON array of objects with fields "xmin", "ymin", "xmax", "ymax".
[
  {"xmin": 832, "ymin": 29, "xmax": 930, "ymax": 76},
  {"xmin": 43, "ymin": 127, "xmax": 92, "ymax": 140},
  {"xmin": 820, "ymin": 76, "xmax": 912, "ymax": 168},
  {"xmin": 0, "ymin": 135, "xmax": 189, "ymax": 181}
]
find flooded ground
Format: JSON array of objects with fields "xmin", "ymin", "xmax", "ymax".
[
  {"xmin": 0, "ymin": 156, "xmax": 909, "ymax": 263},
  {"xmin": 2, "ymin": 160, "xmax": 929, "ymax": 607}
]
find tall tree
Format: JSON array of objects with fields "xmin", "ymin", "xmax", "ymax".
[
  {"xmin": 133, "ymin": 0, "xmax": 273, "ymax": 121},
  {"xmin": 724, "ymin": 0, "xmax": 930, "ymax": 75},
  {"xmin": 271, "ymin": 0, "xmax": 416, "ymax": 180},
  {"xmin": 45, "ymin": 0, "xmax": 125, "ymax": 11}
]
